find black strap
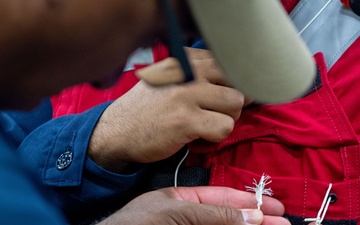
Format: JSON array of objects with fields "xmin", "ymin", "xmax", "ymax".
[
  {"xmin": 158, "ymin": 0, "xmax": 194, "ymax": 83},
  {"xmin": 140, "ymin": 147, "xmax": 210, "ymax": 191}
]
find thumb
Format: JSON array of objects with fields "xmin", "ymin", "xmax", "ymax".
[
  {"xmin": 239, "ymin": 209, "xmax": 264, "ymax": 225},
  {"xmin": 189, "ymin": 206, "xmax": 263, "ymax": 225}
]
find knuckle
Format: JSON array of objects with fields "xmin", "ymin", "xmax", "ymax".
[
  {"xmin": 230, "ymin": 90, "xmax": 246, "ymax": 107},
  {"xmin": 219, "ymin": 119, "xmax": 235, "ymax": 138},
  {"xmin": 203, "ymin": 117, "xmax": 234, "ymax": 141},
  {"xmin": 164, "ymin": 57, "xmax": 181, "ymax": 68},
  {"xmin": 216, "ymin": 87, "xmax": 244, "ymax": 104}
]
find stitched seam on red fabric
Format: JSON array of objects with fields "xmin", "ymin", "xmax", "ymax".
[
  {"xmin": 221, "ymin": 164, "xmax": 225, "ymax": 186},
  {"xmin": 344, "ymin": 146, "xmax": 350, "ymax": 180},
  {"xmin": 317, "ymin": 53, "xmax": 355, "ymax": 144},
  {"xmin": 315, "ymin": 73, "xmax": 343, "ymax": 144},
  {"xmin": 344, "ymin": 146, "xmax": 353, "ymax": 218},
  {"xmin": 303, "ymin": 178, "xmax": 307, "ymax": 219},
  {"xmin": 210, "ymin": 163, "xmax": 217, "ymax": 186},
  {"xmin": 307, "ymin": 85, "xmax": 318, "ymax": 94},
  {"xmin": 218, "ymin": 128, "xmax": 278, "ymax": 149},
  {"xmin": 319, "ymin": 52, "xmax": 358, "ymax": 180},
  {"xmin": 348, "ymin": 173, "xmax": 352, "ymax": 219},
  {"xmin": 324, "ymin": 78, "xmax": 353, "ymax": 143},
  {"xmin": 222, "ymin": 149, "xmax": 227, "ymax": 187}
]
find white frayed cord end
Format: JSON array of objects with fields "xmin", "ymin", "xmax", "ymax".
[{"xmin": 245, "ymin": 173, "xmax": 273, "ymax": 209}]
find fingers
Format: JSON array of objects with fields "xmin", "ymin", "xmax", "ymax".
[
  {"xmin": 169, "ymin": 81, "xmax": 244, "ymax": 142},
  {"xmin": 186, "ymin": 201, "xmax": 289, "ymax": 225},
  {"xmin": 136, "ymin": 57, "xmax": 184, "ymax": 85},
  {"xmin": 136, "ymin": 49, "xmax": 254, "ymax": 107},
  {"xmin": 192, "ymin": 206, "xmax": 264, "ymax": 225},
  {"xmin": 192, "ymin": 82, "xmax": 244, "ymax": 120},
  {"xmin": 135, "ymin": 56, "xmax": 227, "ymax": 85},
  {"xmin": 188, "ymin": 110, "xmax": 235, "ymax": 142},
  {"xmin": 99, "ymin": 186, "xmax": 290, "ymax": 225},
  {"xmin": 171, "ymin": 186, "xmax": 284, "ymax": 215},
  {"xmin": 184, "ymin": 47, "xmax": 213, "ymax": 60},
  {"xmin": 163, "ymin": 186, "xmax": 290, "ymax": 225},
  {"xmin": 259, "ymin": 195, "xmax": 285, "ymax": 215},
  {"xmin": 191, "ymin": 57, "xmax": 229, "ymax": 85},
  {"xmin": 136, "ymin": 47, "xmax": 230, "ymax": 86},
  {"xmin": 180, "ymin": 82, "xmax": 243, "ymax": 142},
  {"xmin": 171, "ymin": 85, "xmax": 241, "ymax": 142}
]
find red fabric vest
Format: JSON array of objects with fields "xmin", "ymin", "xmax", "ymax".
[
  {"xmin": 187, "ymin": 48, "xmax": 360, "ymax": 221},
  {"xmin": 187, "ymin": 1, "xmax": 360, "ymax": 221},
  {"xmin": 50, "ymin": 0, "xmax": 360, "ymax": 222}
]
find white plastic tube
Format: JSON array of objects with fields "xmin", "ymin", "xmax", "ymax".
[{"xmin": 187, "ymin": 0, "xmax": 316, "ymax": 103}]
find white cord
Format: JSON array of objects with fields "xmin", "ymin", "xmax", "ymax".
[
  {"xmin": 298, "ymin": 0, "xmax": 333, "ymax": 36},
  {"xmin": 174, "ymin": 148, "xmax": 189, "ymax": 187},
  {"xmin": 304, "ymin": 183, "xmax": 332, "ymax": 225},
  {"xmin": 245, "ymin": 174, "xmax": 273, "ymax": 210}
]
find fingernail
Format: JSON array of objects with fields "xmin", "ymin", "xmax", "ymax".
[{"xmin": 241, "ymin": 209, "xmax": 262, "ymax": 225}]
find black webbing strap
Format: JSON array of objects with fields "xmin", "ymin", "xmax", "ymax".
[{"xmin": 140, "ymin": 147, "xmax": 210, "ymax": 191}]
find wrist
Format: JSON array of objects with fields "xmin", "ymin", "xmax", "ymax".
[{"xmin": 88, "ymin": 146, "xmax": 143, "ymax": 174}]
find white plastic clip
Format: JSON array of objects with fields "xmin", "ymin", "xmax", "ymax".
[
  {"xmin": 245, "ymin": 173, "xmax": 273, "ymax": 209},
  {"xmin": 304, "ymin": 183, "xmax": 332, "ymax": 225}
]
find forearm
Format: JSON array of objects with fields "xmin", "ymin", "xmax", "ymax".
[{"xmin": 17, "ymin": 102, "xmax": 146, "ymax": 222}]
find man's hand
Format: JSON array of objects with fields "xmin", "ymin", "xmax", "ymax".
[
  {"xmin": 98, "ymin": 186, "xmax": 291, "ymax": 225},
  {"xmin": 136, "ymin": 47, "xmax": 227, "ymax": 86},
  {"xmin": 88, "ymin": 48, "xmax": 247, "ymax": 172}
]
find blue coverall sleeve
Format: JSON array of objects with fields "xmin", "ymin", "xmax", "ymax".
[
  {"xmin": 0, "ymin": 99, "xmax": 53, "ymax": 148},
  {"xmin": 17, "ymin": 101, "xmax": 146, "ymax": 224},
  {"xmin": 0, "ymin": 111, "xmax": 68, "ymax": 225}
]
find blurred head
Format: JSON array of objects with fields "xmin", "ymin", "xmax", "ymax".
[
  {"xmin": 0, "ymin": 0, "xmax": 199, "ymax": 110},
  {"xmin": 0, "ymin": 54, "xmax": 127, "ymax": 110}
]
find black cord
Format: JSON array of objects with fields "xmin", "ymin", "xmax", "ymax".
[{"xmin": 158, "ymin": 0, "xmax": 194, "ymax": 83}]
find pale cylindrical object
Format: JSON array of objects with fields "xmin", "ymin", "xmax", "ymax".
[{"xmin": 187, "ymin": 0, "xmax": 316, "ymax": 104}]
